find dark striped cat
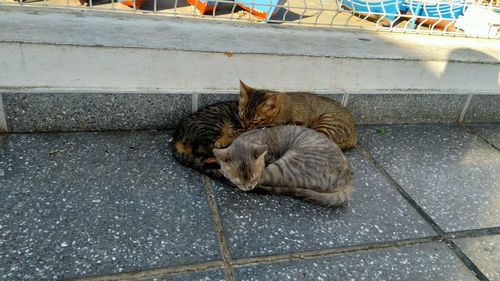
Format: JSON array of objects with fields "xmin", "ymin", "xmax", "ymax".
[
  {"xmin": 238, "ymin": 81, "xmax": 358, "ymax": 150},
  {"xmin": 213, "ymin": 125, "xmax": 354, "ymax": 207},
  {"xmin": 172, "ymin": 101, "xmax": 243, "ymax": 178}
]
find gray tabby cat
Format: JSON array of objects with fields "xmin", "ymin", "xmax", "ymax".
[{"xmin": 213, "ymin": 125, "xmax": 354, "ymax": 207}]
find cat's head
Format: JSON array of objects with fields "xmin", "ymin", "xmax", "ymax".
[
  {"xmin": 213, "ymin": 142, "xmax": 268, "ymax": 191},
  {"xmin": 238, "ymin": 81, "xmax": 280, "ymax": 129}
]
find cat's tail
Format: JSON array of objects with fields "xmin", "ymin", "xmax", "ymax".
[{"xmin": 257, "ymin": 184, "xmax": 354, "ymax": 207}]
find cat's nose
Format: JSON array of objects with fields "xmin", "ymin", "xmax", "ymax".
[{"xmin": 243, "ymin": 182, "xmax": 257, "ymax": 191}]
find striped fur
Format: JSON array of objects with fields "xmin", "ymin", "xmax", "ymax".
[
  {"xmin": 258, "ymin": 185, "xmax": 353, "ymax": 208},
  {"xmin": 172, "ymin": 101, "xmax": 243, "ymax": 179},
  {"xmin": 238, "ymin": 81, "xmax": 357, "ymax": 150},
  {"xmin": 213, "ymin": 125, "xmax": 354, "ymax": 207}
]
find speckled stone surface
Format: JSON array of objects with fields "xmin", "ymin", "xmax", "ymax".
[
  {"xmin": 0, "ymin": 131, "xmax": 220, "ymax": 280},
  {"xmin": 347, "ymin": 94, "xmax": 467, "ymax": 124},
  {"xmin": 464, "ymin": 95, "xmax": 500, "ymax": 123},
  {"xmin": 468, "ymin": 123, "xmax": 500, "ymax": 149},
  {"xmin": 454, "ymin": 235, "xmax": 500, "ymax": 281},
  {"xmin": 2, "ymin": 92, "xmax": 191, "ymax": 132},
  {"xmin": 359, "ymin": 124, "xmax": 500, "ymax": 232},
  {"xmin": 198, "ymin": 94, "xmax": 343, "ymax": 110},
  {"xmin": 146, "ymin": 269, "xmax": 226, "ymax": 281},
  {"xmin": 210, "ymin": 150, "xmax": 436, "ymax": 259},
  {"xmin": 233, "ymin": 243, "xmax": 478, "ymax": 281},
  {"xmin": 198, "ymin": 94, "xmax": 238, "ymax": 109}
]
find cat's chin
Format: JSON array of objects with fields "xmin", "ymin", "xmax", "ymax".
[{"xmin": 237, "ymin": 185, "xmax": 258, "ymax": 192}]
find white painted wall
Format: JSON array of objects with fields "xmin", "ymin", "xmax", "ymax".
[
  {"xmin": 1, "ymin": 42, "xmax": 499, "ymax": 94},
  {"xmin": 0, "ymin": 7, "xmax": 499, "ymax": 94}
]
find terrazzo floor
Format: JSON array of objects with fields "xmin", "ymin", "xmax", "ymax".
[{"xmin": 0, "ymin": 123, "xmax": 499, "ymax": 280}]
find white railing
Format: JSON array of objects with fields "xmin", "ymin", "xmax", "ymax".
[{"xmin": 2, "ymin": 0, "xmax": 500, "ymax": 38}]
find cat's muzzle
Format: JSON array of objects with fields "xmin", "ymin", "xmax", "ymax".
[{"xmin": 239, "ymin": 183, "xmax": 258, "ymax": 192}]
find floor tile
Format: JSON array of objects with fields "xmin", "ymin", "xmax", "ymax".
[
  {"xmin": 198, "ymin": 94, "xmax": 238, "ymax": 109},
  {"xmin": 468, "ymin": 123, "xmax": 500, "ymax": 149},
  {"xmin": 454, "ymin": 235, "xmax": 500, "ymax": 281},
  {"xmin": 211, "ymin": 150, "xmax": 435, "ymax": 259},
  {"xmin": 234, "ymin": 243, "xmax": 478, "ymax": 281},
  {"xmin": 359, "ymin": 124, "xmax": 500, "ymax": 232},
  {"xmin": 0, "ymin": 131, "xmax": 220, "ymax": 280}
]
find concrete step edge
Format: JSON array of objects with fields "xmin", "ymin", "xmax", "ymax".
[{"xmin": 0, "ymin": 91, "xmax": 498, "ymax": 133}]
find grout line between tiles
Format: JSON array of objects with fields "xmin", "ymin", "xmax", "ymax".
[
  {"xmin": 460, "ymin": 124, "xmax": 500, "ymax": 151},
  {"xmin": 0, "ymin": 93, "xmax": 8, "ymax": 132},
  {"xmin": 192, "ymin": 93, "xmax": 199, "ymax": 112},
  {"xmin": 357, "ymin": 145, "xmax": 445, "ymax": 236},
  {"xmin": 459, "ymin": 94, "xmax": 473, "ymax": 123},
  {"xmin": 357, "ymin": 144, "xmax": 493, "ymax": 281},
  {"xmin": 71, "ymin": 227, "xmax": 500, "ymax": 280},
  {"xmin": 202, "ymin": 176, "xmax": 235, "ymax": 281},
  {"xmin": 342, "ymin": 93, "xmax": 349, "ymax": 107},
  {"xmin": 444, "ymin": 227, "xmax": 500, "ymax": 239},
  {"xmin": 445, "ymin": 240, "xmax": 490, "ymax": 281},
  {"xmin": 22, "ymin": 129, "xmax": 499, "ymax": 281},
  {"xmin": 70, "ymin": 260, "xmax": 224, "ymax": 281},
  {"xmin": 231, "ymin": 236, "xmax": 439, "ymax": 268}
]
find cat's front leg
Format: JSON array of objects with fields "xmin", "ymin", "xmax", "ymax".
[
  {"xmin": 214, "ymin": 121, "xmax": 242, "ymax": 148},
  {"xmin": 214, "ymin": 127, "xmax": 245, "ymax": 148},
  {"xmin": 234, "ymin": 128, "xmax": 246, "ymax": 136},
  {"xmin": 258, "ymin": 164, "xmax": 282, "ymax": 186},
  {"xmin": 214, "ymin": 135, "xmax": 234, "ymax": 149}
]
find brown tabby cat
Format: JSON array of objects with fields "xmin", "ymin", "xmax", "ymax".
[
  {"xmin": 236, "ymin": 81, "xmax": 357, "ymax": 150},
  {"xmin": 213, "ymin": 125, "xmax": 354, "ymax": 207},
  {"xmin": 172, "ymin": 101, "xmax": 243, "ymax": 178}
]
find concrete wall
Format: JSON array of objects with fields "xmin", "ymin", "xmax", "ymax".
[{"xmin": 0, "ymin": 6, "xmax": 499, "ymax": 132}]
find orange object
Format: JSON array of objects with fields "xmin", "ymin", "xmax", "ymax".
[
  {"xmin": 237, "ymin": 3, "xmax": 268, "ymax": 19},
  {"xmin": 417, "ymin": 18, "xmax": 456, "ymax": 31},
  {"xmin": 121, "ymin": 0, "xmax": 146, "ymax": 8},
  {"xmin": 186, "ymin": 0, "xmax": 217, "ymax": 14},
  {"xmin": 234, "ymin": 0, "xmax": 284, "ymax": 20},
  {"xmin": 403, "ymin": 11, "xmax": 457, "ymax": 31}
]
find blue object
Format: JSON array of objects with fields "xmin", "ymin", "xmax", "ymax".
[
  {"xmin": 234, "ymin": 0, "xmax": 286, "ymax": 21},
  {"xmin": 402, "ymin": 0, "xmax": 466, "ymax": 20},
  {"xmin": 407, "ymin": 1, "xmax": 423, "ymax": 29},
  {"xmin": 340, "ymin": 0, "xmax": 466, "ymax": 25},
  {"xmin": 340, "ymin": 0, "xmax": 404, "ymax": 22}
]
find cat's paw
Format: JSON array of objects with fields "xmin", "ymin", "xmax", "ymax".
[
  {"xmin": 203, "ymin": 157, "xmax": 219, "ymax": 164},
  {"xmin": 214, "ymin": 136, "xmax": 232, "ymax": 148},
  {"xmin": 213, "ymin": 139, "xmax": 224, "ymax": 149}
]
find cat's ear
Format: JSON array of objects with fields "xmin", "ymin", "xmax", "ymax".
[
  {"xmin": 264, "ymin": 95, "xmax": 278, "ymax": 110},
  {"xmin": 213, "ymin": 148, "xmax": 231, "ymax": 163},
  {"xmin": 239, "ymin": 80, "xmax": 253, "ymax": 99},
  {"xmin": 253, "ymin": 144, "xmax": 268, "ymax": 159}
]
